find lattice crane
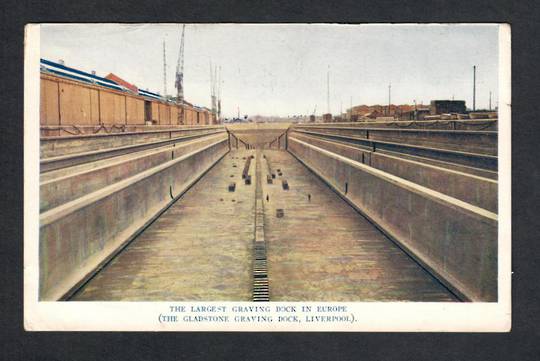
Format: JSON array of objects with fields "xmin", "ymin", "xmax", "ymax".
[{"xmin": 175, "ymin": 24, "xmax": 186, "ymax": 103}]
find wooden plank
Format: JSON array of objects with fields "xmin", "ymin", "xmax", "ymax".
[
  {"xmin": 98, "ymin": 90, "xmax": 114, "ymax": 124},
  {"xmin": 99, "ymin": 91, "xmax": 126, "ymax": 124},
  {"xmin": 185, "ymin": 108, "xmax": 192, "ymax": 125},
  {"xmin": 126, "ymin": 96, "xmax": 145, "ymax": 125},
  {"xmin": 59, "ymin": 81, "xmax": 93, "ymax": 125},
  {"xmin": 89, "ymin": 89, "xmax": 100, "ymax": 124},
  {"xmin": 40, "ymin": 78, "xmax": 60, "ymax": 125},
  {"xmin": 158, "ymin": 103, "xmax": 171, "ymax": 125},
  {"xmin": 116, "ymin": 93, "xmax": 127, "ymax": 125},
  {"xmin": 151, "ymin": 102, "xmax": 159, "ymax": 124},
  {"xmin": 170, "ymin": 105, "xmax": 179, "ymax": 125}
]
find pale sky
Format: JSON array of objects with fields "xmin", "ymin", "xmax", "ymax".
[{"xmin": 40, "ymin": 24, "xmax": 499, "ymax": 118}]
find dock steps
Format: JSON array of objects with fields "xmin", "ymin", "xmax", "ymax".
[{"xmin": 253, "ymin": 152, "xmax": 269, "ymax": 302}]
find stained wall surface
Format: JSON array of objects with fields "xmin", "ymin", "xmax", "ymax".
[
  {"xmin": 39, "ymin": 135, "xmax": 229, "ymax": 300},
  {"xmin": 40, "ymin": 74, "xmax": 219, "ymax": 127},
  {"xmin": 288, "ymin": 137, "xmax": 498, "ymax": 302}
]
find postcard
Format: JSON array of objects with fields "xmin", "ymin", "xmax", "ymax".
[{"xmin": 24, "ymin": 23, "xmax": 511, "ymax": 331}]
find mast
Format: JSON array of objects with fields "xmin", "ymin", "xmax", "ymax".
[
  {"xmin": 473, "ymin": 65, "xmax": 476, "ymax": 111},
  {"xmin": 163, "ymin": 40, "xmax": 167, "ymax": 96},
  {"xmin": 217, "ymin": 66, "xmax": 222, "ymax": 122},
  {"xmin": 388, "ymin": 83, "xmax": 391, "ymax": 115},
  {"xmin": 326, "ymin": 65, "xmax": 330, "ymax": 114},
  {"xmin": 175, "ymin": 24, "xmax": 186, "ymax": 123}
]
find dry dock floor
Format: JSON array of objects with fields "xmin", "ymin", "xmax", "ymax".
[
  {"xmin": 262, "ymin": 149, "xmax": 456, "ymax": 302},
  {"xmin": 73, "ymin": 149, "xmax": 256, "ymax": 301},
  {"xmin": 73, "ymin": 148, "xmax": 456, "ymax": 302}
]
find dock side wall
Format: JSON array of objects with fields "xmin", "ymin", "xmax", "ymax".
[
  {"xmin": 288, "ymin": 137, "xmax": 498, "ymax": 302},
  {"xmin": 39, "ymin": 137, "xmax": 229, "ymax": 300}
]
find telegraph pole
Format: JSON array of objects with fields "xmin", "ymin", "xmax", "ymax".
[
  {"xmin": 473, "ymin": 65, "xmax": 476, "ymax": 111},
  {"xmin": 388, "ymin": 83, "xmax": 391, "ymax": 115},
  {"xmin": 175, "ymin": 24, "xmax": 186, "ymax": 102},
  {"xmin": 163, "ymin": 40, "xmax": 167, "ymax": 96},
  {"xmin": 489, "ymin": 90, "xmax": 492, "ymax": 111},
  {"xmin": 327, "ymin": 65, "xmax": 330, "ymax": 114},
  {"xmin": 350, "ymin": 96, "xmax": 353, "ymax": 121},
  {"xmin": 175, "ymin": 24, "xmax": 186, "ymax": 123},
  {"xmin": 217, "ymin": 66, "xmax": 222, "ymax": 122}
]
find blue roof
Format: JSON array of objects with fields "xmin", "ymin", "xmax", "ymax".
[
  {"xmin": 40, "ymin": 58, "xmax": 169, "ymax": 102},
  {"xmin": 41, "ymin": 59, "xmax": 117, "ymax": 84},
  {"xmin": 138, "ymin": 89, "xmax": 163, "ymax": 100},
  {"xmin": 40, "ymin": 58, "xmax": 127, "ymax": 92}
]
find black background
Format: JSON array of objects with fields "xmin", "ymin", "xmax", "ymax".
[{"xmin": 1, "ymin": 1, "xmax": 539, "ymax": 360}]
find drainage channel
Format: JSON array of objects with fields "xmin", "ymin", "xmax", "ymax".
[{"xmin": 253, "ymin": 150, "xmax": 269, "ymax": 301}]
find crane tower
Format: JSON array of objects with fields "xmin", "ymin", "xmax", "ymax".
[
  {"xmin": 162, "ymin": 40, "xmax": 167, "ymax": 96},
  {"xmin": 175, "ymin": 24, "xmax": 186, "ymax": 103},
  {"xmin": 217, "ymin": 66, "xmax": 222, "ymax": 121},
  {"xmin": 174, "ymin": 24, "xmax": 186, "ymax": 124}
]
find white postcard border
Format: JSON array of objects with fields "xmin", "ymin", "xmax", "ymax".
[{"xmin": 24, "ymin": 23, "xmax": 512, "ymax": 332}]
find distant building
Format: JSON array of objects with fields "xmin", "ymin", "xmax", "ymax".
[
  {"xmin": 374, "ymin": 116, "xmax": 395, "ymax": 121},
  {"xmin": 365, "ymin": 110, "xmax": 382, "ymax": 119},
  {"xmin": 322, "ymin": 113, "xmax": 332, "ymax": 123},
  {"xmin": 349, "ymin": 104, "xmax": 428, "ymax": 120},
  {"xmin": 105, "ymin": 73, "xmax": 138, "ymax": 94},
  {"xmin": 430, "ymin": 100, "xmax": 466, "ymax": 115},
  {"xmin": 469, "ymin": 111, "xmax": 497, "ymax": 119},
  {"xmin": 400, "ymin": 106, "xmax": 431, "ymax": 120}
]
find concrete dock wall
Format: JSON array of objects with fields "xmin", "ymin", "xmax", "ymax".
[
  {"xmin": 41, "ymin": 126, "xmax": 224, "ymax": 158},
  {"xmin": 298, "ymin": 119, "xmax": 498, "ymax": 131},
  {"xmin": 293, "ymin": 125, "xmax": 497, "ymax": 156},
  {"xmin": 227, "ymin": 123, "xmax": 290, "ymax": 149},
  {"xmin": 291, "ymin": 128, "xmax": 498, "ymax": 174},
  {"xmin": 288, "ymin": 137, "xmax": 498, "ymax": 301},
  {"xmin": 370, "ymin": 152, "xmax": 497, "ymax": 213},
  {"xmin": 40, "ymin": 133, "xmax": 228, "ymax": 212},
  {"xmin": 290, "ymin": 132, "xmax": 497, "ymax": 213},
  {"xmin": 39, "ymin": 137, "xmax": 229, "ymax": 300}
]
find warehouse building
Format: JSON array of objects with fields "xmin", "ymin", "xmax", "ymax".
[
  {"xmin": 39, "ymin": 58, "xmax": 220, "ymax": 132},
  {"xmin": 430, "ymin": 100, "xmax": 467, "ymax": 115}
]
